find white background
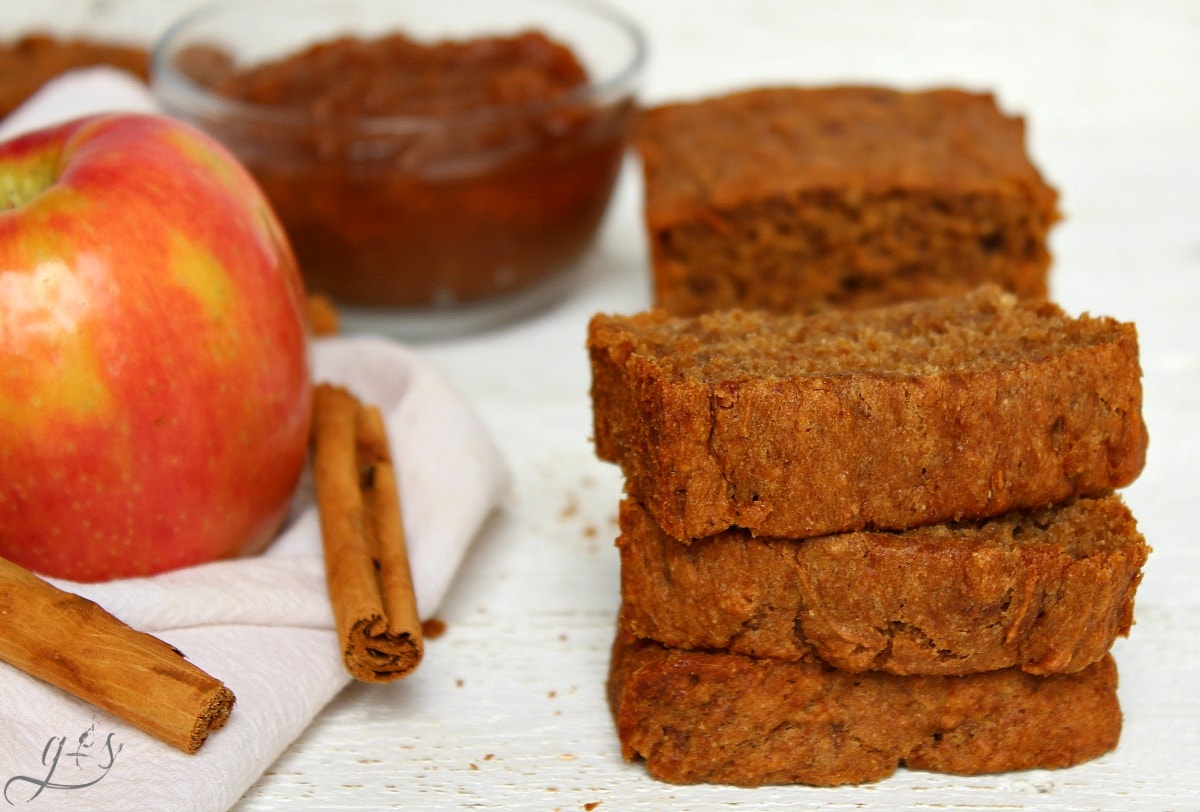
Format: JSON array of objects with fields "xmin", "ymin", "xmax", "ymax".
[{"xmin": 5, "ymin": 2, "xmax": 1199, "ymax": 809}]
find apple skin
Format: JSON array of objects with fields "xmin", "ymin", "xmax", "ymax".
[{"xmin": 0, "ymin": 113, "xmax": 312, "ymax": 582}]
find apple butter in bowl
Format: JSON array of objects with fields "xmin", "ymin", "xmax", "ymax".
[{"xmin": 151, "ymin": 0, "xmax": 645, "ymax": 338}]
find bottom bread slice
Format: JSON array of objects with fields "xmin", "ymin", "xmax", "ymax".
[{"xmin": 609, "ymin": 631, "xmax": 1122, "ymax": 787}]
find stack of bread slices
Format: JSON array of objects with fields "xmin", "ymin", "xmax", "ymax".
[{"xmin": 587, "ymin": 286, "xmax": 1149, "ymax": 786}]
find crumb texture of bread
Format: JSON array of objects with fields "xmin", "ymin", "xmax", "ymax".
[
  {"xmin": 634, "ymin": 86, "xmax": 1060, "ymax": 315},
  {"xmin": 617, "ymin": 494, "xmax": 1148, "ymax": 675},
  {"xmin": 607, "ymin": 631, "xmax": 1122, "ymax": 787},
  {"xmin": 588, "ymin": 287, "xmax": 1148, "ymax": 541}
]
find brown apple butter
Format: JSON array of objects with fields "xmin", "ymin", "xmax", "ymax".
[{"xmin": 177, "ymin": 31, "xmax": 632, "ymax": 309}]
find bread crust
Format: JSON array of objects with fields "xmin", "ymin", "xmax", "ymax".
[
  {"xmin": 589, "ymin": 287, "xmax": 1148, "ymax": 541},
  {"xmin": 617, "ymin": 494, "xmax": 1148, "ymax": 675},
  {"xmin": 608, "ymin": 630, "xmax": 1122, "ymax": 787}
]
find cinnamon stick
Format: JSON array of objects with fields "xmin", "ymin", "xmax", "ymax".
[
  {"xmin": 0, "ymin": 556, "xmax": 234, "ymax": 754},
  {"xmin": 310, "ymin": 383, "xmax": 423, "ymax": 683}
]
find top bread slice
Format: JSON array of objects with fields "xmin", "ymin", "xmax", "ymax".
[{"xmin": 589, "ymin": 286, "xmax": 1147, "ymax": 541}]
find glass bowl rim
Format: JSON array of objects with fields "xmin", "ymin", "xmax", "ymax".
[{"xmin": 150, "ymin": 0, "xmax": 648, "ymax": 134}]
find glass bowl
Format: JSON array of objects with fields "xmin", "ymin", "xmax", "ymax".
[{"xmin": 151, "ymin": 0, "xmax": 646, "ymax": 338}]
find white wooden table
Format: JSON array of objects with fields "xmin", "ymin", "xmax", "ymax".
[{"xmin": 8, "ymin": 2, "xmax": 1200, "ymax": 809}]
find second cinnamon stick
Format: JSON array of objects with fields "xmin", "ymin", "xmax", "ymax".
[{"xmin": 310, "ymin": 383, "xmax": 423, "ymax": 683}]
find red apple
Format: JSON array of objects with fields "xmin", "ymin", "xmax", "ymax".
[{"xmin": 0, "ymin": 113, "xmax": 312, "ymax": 582}]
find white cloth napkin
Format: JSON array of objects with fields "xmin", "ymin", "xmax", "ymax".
[{"xmin": 0, "ymin": 73, "xmax": 511, "ymax": 811}]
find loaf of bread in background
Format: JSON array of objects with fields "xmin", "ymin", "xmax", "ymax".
[
  {"xmin": 634, "ymin": 86, "xmax": 1060, "ymax": 316},
  {"xmin": 589, "ymin": 286, "xmax": 1147, "ymax": 541},
  {"xmin": 0, "ymin": 33, "xmax": 149, "ymax": 118}
]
